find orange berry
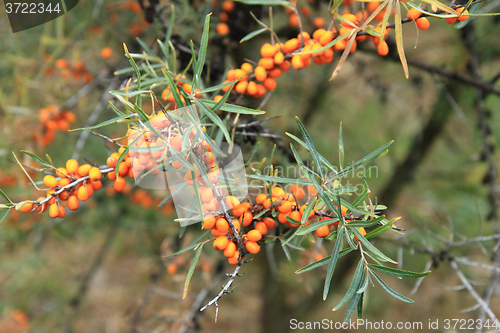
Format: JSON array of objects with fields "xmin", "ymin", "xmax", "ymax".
[
  {"xmin": 313, "ymin": 17, "xmax": 325, "ymax": 28},
  {"xmin": 56, "ymin": 167, "xmax": 68, "ymax": 178},
  {"xmin": 68, "ymin": 195, "xmax": 79, "ymax": 210},
  {"xmin": 283, "ymin": 38, "xmax": 300, "ymax": 53},
  {"xmin": 262, "ymin": 217, "xmax": 276, "ymax": 230},
  {"xmin": 247, "ymin": 229, "xmax": 262, "ymax": 242},
  {"xmin": 272, "ymin": 187, "xmax": 285, "ymax": 198},
  {"xmin": 406, "ymin": 8, "xmax": 422, "ymax": 20},
  {"xmin": 49, "ymin": 204, "xmax": 59, "ymax": 218},
  {"xmin": 167, "ymin": 262, "xmax": 177, "ymax": 275},
  {"xmin": 263, "ymin": 78, "xmax": 277, "ymax": 90},
  {"xmin": 108, "ymin": 171, "xmax": 117, "ymax": 181},
  {"xmin": 319, "ymin": 31, "xmax": 334, "ymax": 46},
  {"xmin": 290, "ymin": 210, "xmax": 301, "ymax": 222},
  {"xmin": 213, "ymin": 236, "xmax": 229, "ymax": 251},
  {"xmin": 289, "ymin": 13, "xmax": 299, "ymax": 27},
  {"xmin": 106, "ymin": 156, "xmax": 117, "ymax": 168},
  {"xmin": 223, "ymin": 241, "xmax": 237, "ymax": 258},
  {"xmin": 313, "ymin": 29, "xmax": 326, "ymax": 41},
  {"xmin": 377, "ymin": 41, "xmax": 389, "ymax": 56},
  {"xmin": 261, "ymin": 43, "xmax": 277, "ymax": 58},
  {"xmin": 458, "ymin": 8, "xmax": 469, "ymax": 21},
  {"xmin": 100, "ymin": 47, "xmax": 113, "ymax": 59},
  {"xmin": 36, "ymin": 197, "xmax": 47, "ymax": 213},
  {"xmin": 20, "ymin": 202, "xmax": 33, "ymax": 213},
  {"xmin": 211, "ymin": 228, "xmax": 227, "ymax": 237},
  {"xmin": 416, "ymin": 17, "xmax": 430, "ymax": 30},
  {"xmin": 445, "ymin": 16, "xmax": 457, "ymax": 24},
  {"xmin": 55, "ymin": 58, "xmax": 68, "ymax": 69},
  {"xmin": 291, "ymin": 55, "xmax": 304, "ymax": 70},
  {"xmin": 341, "ymin": 13, "xmax": 358, "ymax": 27},
  {"xmin": 254, "ymin": 66, "xmax": 267, "ymax": 82},
  {"xmin": 77, "ymin": 186, "xmax": 89, "ymax": 201},
  {"xmin": 258, "ymin": 58, "xmax": 275, "ymax": 70},
  {"xmin": 255, "ymin": 221, "xmax": 268, "ymax": 235},
  {"xmin": 354, "ymin": 227, "xmax": 367, "ymax": 242},
  {"xmin": 221, "ymin": 0, "xmax": 235, "ymax": 12},
  {"xmin": 297, "ymin": 32, "xmax": 311, "ymax": 43},
  {"xmin": 256, "ymin": 193, "xmax": 268, "ymax": 204},
  {"xmin": 91, "ymin": 180, "xmax": 102, "ymax": 191},
  {"xmin": 241, "ymin": 62, "xmax": 253, "ymax": 73},
  {"xmin": 228, "ymin": 251, "xmax": 239, "ymax": 265},
  {"xmin": 240, "ymin": 212, "xmax": 253, "ymax": 227},
  {"xmin": 89, "ymin": 167, "xmax": 101, "ymax": 181},
  {"xmin": 280, "ymin": 61, "xmax": 291, "ymax": 72},
  {"xmin": 66, "ymin": 159, "xmax": 79, "ymax": 175},
  {"xmin": 77, "ymin": 164, "xmax": 92, "ymax": 177},
  {"xmin": 58, "ymin": 205, "xmax": 66, "ymax": 218},
  {"xmin": 203, "ymin": 214, "xmax": 217, "ymax": 230},
  {"xmin": 216, "ymin": 22, "xmax": 230, "ymax": 36},
  {"xmin": 274, "ymin": 52, "xmax": 284, "ymax": 65},
  {"xmin": 316, "ymin": 225, "xmax": 330, "ymax": 238},
  {"xmin": 235, "ymin": 81, "xmax": 248, "ymax": 94},
  {"xmin": 114, "ymin": 177, "xmax": 127, "ymax": 192},
  {"xmin": 43, "ymin": 175, "xmax": 58, "ymax": 188},
  {"xmin": 46, "ymin": 190, "xmax": 56, "ymax": 205},
  {"xmin": 245, "ymin": 241, "xmax": 260, "ymax": 254},
  {"xmin": 263, "ymin": 198, "xmax": 272, "ymax": 209},
  {"xmin": 278, "ymin": 201, "xmax": 292, "ymax": 214},
  {"xmin": 216, "ymin": 218, "xmax": 229, "ymax": 233},
  {"xmin": 225, "ymin": 196, "xmax": 240, "ymax": 209}
]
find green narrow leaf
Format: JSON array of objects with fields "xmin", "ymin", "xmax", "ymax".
[
  {"xmin": 296, "ymin": 117, "xmax": 324, "ymax": 179},
  {"xmin": 234, "ymin": 0, "xmax": 293, "ymax": 7},
  {"xmin": 357, "ymin": 292, "xmax": 364, "ymax": 319},
  {"xmin": 279, "ymin": 238, "xmax": 292, "ymax": 261},
  {"xmin": 0, "ymin": 189, "xmax": 13, "ymax": 204},
  {"xmin": 183, "ymin": 244, "xmax": 204, "ymax": 299},
  {"xmin": 195, "ymin": 14, "xmax": 211, "ymax": 86},
  {"xmin": 370, "ymin": 271, "xmax": 414, "ymax": 303},
  {"xmin": 136, "ymin": 37, "xmax": 156, "ymax": 56},
  {"xmin": 325, "ymin": 141, "xmax": 393, "ymax": 183},
  {"xmin": 333, "ymin": 259, "xmax": 365, "ymax": 311},
  {"xmin": 295, "ymin": 248, "xmax": 353, "ymax": 274},
  {"xmin": 369, "ymin": 264, "xmax": 430, "ymax": 278},
  {"xmin": 351, "ymin": 227, "xmax": 397, "ymax": 264},
  {"xmin": 0, "ymin": 209, "xmax": 10, "ymax": 224},
  {"xmin": 285, "ymin": 132, "xmax": 338, "ymax": 175},
  {"xmin": 199, "ymin": 100, "xmax": 265, "ymax": 115},
  {"xmin": 247, "ymin": 174, "xmax": 312, "ymax": 186},
  {"xmin": 161, "ymin": 68, "xmax": 185, "ymax": 108},
  {"xmin": 323, "ymin": 227, "xmax": 345, "ymax": 300},
  {"xmin": 240, "ymin": 28, "xmax": 267, "ymax": 43},
  {"xmin": 342, "ymin": 282, "xmax": 364, "ymax": 323},
  {"xmin": 245, "ymin": 142, "xmax": 260, "ymax": 165},
  {"xmin": 20, "ymin": 151, "xmax": 52, "ymax": 168},
  {"xmin": 338, "ymin": 122, "xmax": 344, "ymax": 171},
  {"xmin": 300, "ymin": 197, "xmax": 318, "ymax": 225},
  {"xmin": 193, "ymin": 98, "xmax": 231, "ymax": 143},
  {"xmin": 365, "ymin": 217, "xmax": 397, "ymax": 239},
  {"xmin": 69, "ymin": 114, "xmax": 135, "ymax": 131},
  {"xmin": 296, "ymin": 216, "xmax": 338, "ymax": 235},
  {"xmin": 394, "ymin": 0, "xmax": 409, "ymax": 79}
]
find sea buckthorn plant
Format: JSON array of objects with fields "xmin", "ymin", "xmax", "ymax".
[{"xmin": 1, "ymin": 0, "xmax": 500, "ymax": 330}]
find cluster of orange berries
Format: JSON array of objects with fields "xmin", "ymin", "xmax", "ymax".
[
  {"xmin": 0, "ymin": 310, "xmax": 29, "ymax": 333},
  {"xmin": 18, "ymin": 159, "xmax": 105, "ymax": 218},
  {"xmin": 406, "ymin": 6, "xmax": 468, "ymax": 29},
  {"xmin": 130, "ymin": 189, "xmax": 175, "ymax": 216},
  {"xmin": 161, "ymin": 74, "xmax": 201, "ymax": 104},
  {"xmin": 48, "ymin": 58, "xmax": 93, "ymax": 83},
  {"xmin": 284, "ymin": 0, "xmax": 327, "ymax": 29},
  {"xmin": 203, "ymin": 194, "xmax": 276, "ymax": 265},
  {"xmin": 215, "ymin": 0, "xmax": 234, "ymax": 36},
  {"xmin": 204, "ymin": 183, "xmax": 368, "ymax": 265},
  {"xmin": 33, "ymin": 105, "xmax": 76, "ymax": 147}
]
